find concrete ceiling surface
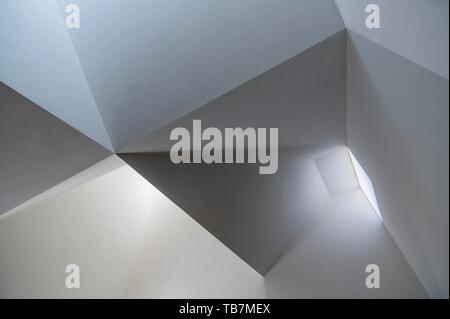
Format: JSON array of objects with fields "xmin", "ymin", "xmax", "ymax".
[
  {"xmin": 0, "ymin": 0, "xmax": 113, "ymax": 150},
  {"xmin": 335, "ymin": 0, "xmax": 449, "ymax": 79},
  {"xmin": 347, "ymin": 30, "xmax": 449, "ymax": 298},
  {"xmin": 0, "ymin": 82, "xmax": 111, "ymax": 216},
  {"xmin": 56, "ymin": 0, "xmax": 345, "ymax": 150}
]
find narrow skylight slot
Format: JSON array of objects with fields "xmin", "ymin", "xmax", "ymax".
[{"xmin": 348, "ymin": 149, "xmax": 383, "ymax": 222}]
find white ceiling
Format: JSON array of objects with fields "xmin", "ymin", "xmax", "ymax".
[
  {"xmin": 0, "ymin": 0, "xmax": 113, "ymax": 150},
  {"xmin": 55, "ymin": 0, "xmax": 344, "ymax": 150},
  {"xmin": 0, "ymin": 0, "xmax": 447, "ymax": 298}
]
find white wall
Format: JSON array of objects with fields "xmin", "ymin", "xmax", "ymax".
[
  {"xmin": 0, "ymin": 153, "xmax": 433, "ymax": 298},
  {"xmin": 347, "ymin": 31, "xmax": 449, "ymax": 298},
  {"xmin": 265, "ymin": 189, "xmax": 428, "ymax": 298},
  {"xmin": 56, "ymin": 0, "xmax": 344, "ymax": 150}
]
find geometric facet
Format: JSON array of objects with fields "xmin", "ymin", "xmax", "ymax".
[
  {"xmin": 315, "ymin": 147, "xmax": 360, "ymax": 196},
  {"xmin": 0, "ymin": 156, "xmax": 264, "ymax": 298},
  {"xmin": 0, "ymin": 82, "xmax": 111, "ymax": 215},
  {"xmin": 347, "ymin": 29, "xmax": 449, "ymax": 298},
  {"xmin": 56, "ymin": 0, "xmax": 345, "ymax": 150},
  {"xmin": 118, "ymin": 31, "xmax": 349, "ymax": 275},
  {"xmin": 335, "ymin": 0, "xmax": 449, "ymax": 79},
  {"xmin": 348, "ymin": 149, "xmax": 382, "ymax": 221},
  {"xmin": 0, "ymin": 0, "xmax": 113, "ymax": 150}
]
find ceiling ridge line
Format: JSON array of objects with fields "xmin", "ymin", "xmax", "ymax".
[{"xmin": 55, "ymin": 1, "xmax": 115, "ymax": 152}]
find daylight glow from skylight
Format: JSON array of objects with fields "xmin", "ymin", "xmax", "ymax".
[{"xmin": 348, "ymin": 149, "xmax": 383, "ymax": 222}]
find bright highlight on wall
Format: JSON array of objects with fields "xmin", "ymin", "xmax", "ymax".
[
  {"xmin": 348, "ymin": 149, "xmax": 382, "ymax": 221},
  {"xmin": 315, "ymin": 147, "xmax": 382, "ymax": 222}
]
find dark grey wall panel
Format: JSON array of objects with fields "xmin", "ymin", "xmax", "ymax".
[
  {"xmin": 347, "ymin": 31, "xmax": 449, "ymax": 298},
  {"xmin": 0, "ymin": 82, "xmax": 111, "ymax": 215}
]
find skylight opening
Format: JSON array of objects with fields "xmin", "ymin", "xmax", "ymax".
[{"xmin": 347, "ymin": 149, "xmax": 383, "ymax": 222}]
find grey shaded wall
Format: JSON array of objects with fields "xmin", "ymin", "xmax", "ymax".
[
  {"xmin": 346, "ymin": 31, "xmax": 449, "ymax": 298},
  {"xmin": 335, "ymin": 0, "xmax": 449, "ymax": 79},
  {"xmin": 0, "ymin": 82, "xmax": 111, "ymax": 215}
]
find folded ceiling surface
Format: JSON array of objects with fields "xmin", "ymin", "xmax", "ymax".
[
  {"xmin": 335, "ymin": 0, "xmax": 449, "ymax": 79},
  {"xmin": 56, "ymin": 0, "xmax": 344, "ymax": 150},
  {"xmin": 346, "ymin": 30, "xmax": 449, "ymax": 298},
  {"xmin": 0, "ymin": 82, "xmax": 111, "ymax": 216},
  {"xmin": 121, "ymin": 30, "xmax": 347, "ymax": 153},
  {"xmin": 265, "ymin": 189, "xmax": 428, "ymax": 298},
  {"xmin": 0, "ymin": 0, "xmax": 447, "ymax": 299},
  {"xmin": 120, "ymin": 31, "xmax": 347, "ymax": 274},
  {"xmin": 0, "ymin": 157, "xmax": 150, "ymax": 298},
  {"xmin": 0, "ymin": 0, "xmax": 113, "ymax": 150}
]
